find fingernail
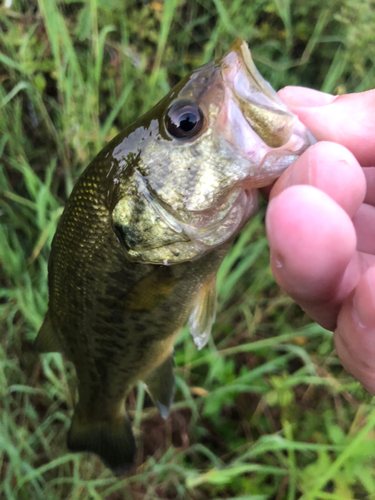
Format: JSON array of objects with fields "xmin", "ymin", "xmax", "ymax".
[
  {"xmin": 352, "ymin": 292, "xmax": 368, "ymax": 329},
  {"xmin": 266, "ymin": 199, "xmax": 286, "ymax": 271},
  {"xmin": 283, "ymin": 169, "xmax": 296, "ymax": 188},
  {"xmin": 352, "ymin": 270, "xmax": 375, "ymax": 329},
  {"xmin": 279, "ymin": 87, "xmax": 336, "ymax": 108},
  {"xmin": 283, "ymin": 147, "xmax": 314, "ymax": 188},
  {"xmin": 265, "ymin": 198, "xmax": 277, "ymax": 240}
]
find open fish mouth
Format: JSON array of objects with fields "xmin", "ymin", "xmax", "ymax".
[
  {"xmin": 223, "ymin": 39, "xmax": 297, "ymax": 148},
  {"xmin": 217, "ymin": 39, "xmax": 315, "ymax": 181}
]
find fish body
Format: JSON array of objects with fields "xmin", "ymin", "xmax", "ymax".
[{"xmin": 36, "ymin": 39, "xmax": 314, "ymax": 472}]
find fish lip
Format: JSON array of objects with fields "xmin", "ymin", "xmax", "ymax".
[
  {"xmin": 216, "ymin": 39, "xmax": 315, "ymax": 173},
  {"xmin": 224, "ymin": 39, "xmax": 280, "ymax": 104},
  {"xmin": 218, "ymin": 39, "xmax": 313, "ymax": 156},
  {"xmin": 219, "ymin": 39, "xmax": 286, "ymax": 106}
]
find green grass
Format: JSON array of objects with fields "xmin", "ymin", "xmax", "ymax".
[{"xmin": 1, "ymin": 0, "xmax": 375, "ymax": 498}]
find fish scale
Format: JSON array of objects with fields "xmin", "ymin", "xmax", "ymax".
[{"xmin": 36, "ymin": 39, "xmax": 314, "ymax": 473}]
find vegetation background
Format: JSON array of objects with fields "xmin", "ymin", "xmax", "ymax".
[{"xmin": 1, "ymin": 0, "xmax": 375, "ymax": 498}]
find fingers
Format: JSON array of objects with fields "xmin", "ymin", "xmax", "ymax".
[
  {"xmin": 334, "ymin": 265, "xmax": 375, "ymax": 394},
  {"xmin": 266, "ymin": 141, "xmax": 366, "ymax": 329},
  {"xmin": 266, "ymin": 185, "xmax": 357, "ymax": 330},
  {"xmin": 270, "ymin": 142, "xmax": 366, "ymax": 218},
  {"xmin": 273, "ymin": 87, "xmax": 375, "ymax": 391},
  {"xmin": 363, "ymin": 167, "xmax": 375, "ymax": 205},
  {"xmin": 353, "ymin": 204, "xmax": 375, "ymax": 253},
  {"xmin": 278, "ymin": 87, "xmax": 375, "ymax": 166}
]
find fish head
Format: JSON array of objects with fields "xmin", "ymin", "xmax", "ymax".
[{"xmin": 112, "ymin": 39, "xmax": 315, "ymax": 264}]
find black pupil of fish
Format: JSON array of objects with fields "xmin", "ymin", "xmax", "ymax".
[
  {"xmin": 167, "ymin": 103, "xmax": 203, "ymax": 138},
  {"xmin": 180, "ymin": 113, "xmax": 196, "ymax": 130}
]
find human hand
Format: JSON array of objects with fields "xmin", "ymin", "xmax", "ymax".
[{"xmin": 266, "ymin": 87, "xmax": 375, "ymax": 393}]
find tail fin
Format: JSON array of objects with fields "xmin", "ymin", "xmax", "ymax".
[{"xmin": 67, "ymin": 410, "xmax": 136, "ymax": 474}]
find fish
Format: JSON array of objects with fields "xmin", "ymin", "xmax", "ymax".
[{"xmin": 35, "ymin": 39, "xmax": 315, "ymax": 473}]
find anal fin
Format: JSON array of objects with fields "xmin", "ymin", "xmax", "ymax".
[
  {"xmin": 144, "ymin": 353, "xmax": 175, "ymax": 419},
  {"xmin": 34, "ymin": 311, "xmax": 63, "ymax": 353},
  {"xmin": 188, "ymin": 273, "xmax": 217, "ymax": 350}
]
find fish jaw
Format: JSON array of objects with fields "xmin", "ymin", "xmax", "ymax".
[{"xmin": 215, "ymin": 38, "xmax": 315, "ymax": 187}]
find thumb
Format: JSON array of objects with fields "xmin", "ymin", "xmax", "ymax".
[{"xmin": 278, "ymin": 87, "xmax": 375, "ymax": 167}]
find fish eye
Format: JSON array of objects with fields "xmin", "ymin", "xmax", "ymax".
[{"xmin": 165, "ymin": 101, "xmax": 204, "ymax": 139}]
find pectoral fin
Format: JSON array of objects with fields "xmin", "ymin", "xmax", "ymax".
[
  {"xmin": 34, "ymin": 312, "xmax": 63, "ymax": 353},
  {"xmin": 188, "ymin": 274, "xmax": 217, "ymax": 350},
  {"xmin": 144, "ymin": 353, "xmax": 175, "ymax": 419}
]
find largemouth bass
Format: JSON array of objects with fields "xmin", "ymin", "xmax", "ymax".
[{"xmin": 36, "ymin": 39, "xmax": 314, "ymax": 473}]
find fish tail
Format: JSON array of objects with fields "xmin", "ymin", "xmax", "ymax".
[{"xmin": 67, "ymin": 408, "xmax": 136, "ymax": 474}]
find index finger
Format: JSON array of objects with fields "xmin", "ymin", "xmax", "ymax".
[{"xmin": 278, "ymin": 87, "xmax": 375, "ymax": 167}]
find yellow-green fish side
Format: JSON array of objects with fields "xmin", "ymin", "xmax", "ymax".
[
  {"xmin": 36, "ymin": 39, "xmax": 314, "ymax": 473},
  {"xmin": 36, "ymin": 139, "xmax": 228, "ymax": 471}
]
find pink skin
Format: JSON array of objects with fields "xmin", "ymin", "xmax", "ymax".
[{"xmin": 265, "ymin": 86, "xmax": 375, "ymax": 393}]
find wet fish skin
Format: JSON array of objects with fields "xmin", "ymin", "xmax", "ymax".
[
  {"xmin": 36, "ymin": 39, "xmax": 314, "ymax": 472},
  {"xmin": 40, "ymin": 151, "xmax": 227, "ymax": 470}
]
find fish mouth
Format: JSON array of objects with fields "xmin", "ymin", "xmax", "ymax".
[
  {"xmin": 217, "ymin": 39, "xmax": 315, "ymax": 182},
  {"xmin": 220, "ymin": 40, "xmax": 296, "ymax": 147}
]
